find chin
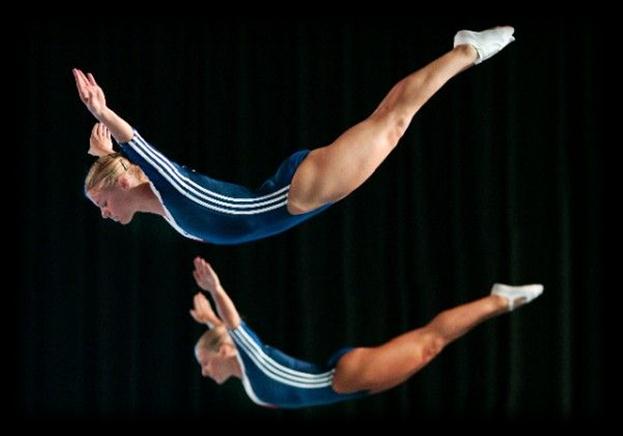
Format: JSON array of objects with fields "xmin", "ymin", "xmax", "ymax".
[{"xmin": 216, "ymin": 376, "xmax": 230, "ymax": 385}]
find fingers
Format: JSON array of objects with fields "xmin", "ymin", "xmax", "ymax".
[
  {"xmin": 194, "ymin": 294, "xmax": 214, "ymax": 314},
  {"xmin": 72, "ymin": 68, "xmax": 80, "ymax": 87},
  {"xmin": 189, "ymin": 309, "xmax": 202, "ymax": 323},
  {"xmin": 194, "ymin": 256, "xmax": 205, "ymax": 268},
  {"xmin": 192, "ymin": 269, "xmax": 203, "ymax": 288},
  {"xmin": 193, "ymin": 257, "xmax": 205, "ymax": 277},
  {"xmin": 192, "ymin": 257, "xmax": 222, "ymax": 294},
  {"xmin": 195, "ymin": 256, "xmax": 217, "ymax": 278},
  {"xmin": 194, "ymin": 291, "xmax": 206, "ymax": 301},
  {"xmin": 73, "ymin": 68, "xmax": 85, "ymax": 79},
  {"xmin": 87, "ymin": 72, "xmax": 98, "ymax": 86},
  {"xmin": 194, "ymin": 256, "xmax": 210, "ymax": 277},
  {"xmin": 72, "ymin": 68, "xmax": 85, "ymax": 85},
  {"xmin": 74, "ymin": 69, "xmax": 90, "ymax": 91},
  {"xmin": 90, "ymin": 123, "xmax": 111, "ymax": 142},
  {"xmin": 73, "ymin": 68, "xmax": 100, "ymax": 96},
  {"xmin": 192, "ymin": 294, "xmax": 203, "ymax": 311},
  {"xmin": 203, "ymin": 260, "xmax": 215, "ymax": 275},
  {"xmin": 190, "ymin": 307, "xmax": 211, "ymax": 325},
  {"xmin": 193, "ymin": 292, "xmax": 211, "ymax": 309},
  {"xmin": 73, "ymin": 68, "xmax": 89, "ymax": 99},
  {"xmin": 73, "ymin": 68, "xmax": 100, "ymax": 106},
  {"xmin": 96, "ymin": 122, "xmax": 110, "ymax": 138}
]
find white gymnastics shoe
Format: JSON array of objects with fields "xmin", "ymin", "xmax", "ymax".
[
  {"xmin": 454, "ymin": 26, "xmax": 515, "ymax": 64},
  {"xmin": 491, "ymin": 283, "xmax": 543, "ymax": 311}
]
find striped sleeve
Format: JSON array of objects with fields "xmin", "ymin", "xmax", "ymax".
[{"xmin": 119, "ymin": 131, "xmax": 290, "ymax": 215}]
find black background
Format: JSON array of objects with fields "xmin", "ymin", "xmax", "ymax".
[{"xmin": 17, "ymin": 17, "xmax": 605, "ymax": 423}]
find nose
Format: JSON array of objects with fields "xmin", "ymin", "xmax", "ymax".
[{"xmin": 101, "ymin": 208, "xmax": 111, "ymax": 219}]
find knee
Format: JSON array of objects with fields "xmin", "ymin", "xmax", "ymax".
[
  {"xmin": 390, "ymin": 113, "xmax": 410, "ymax": 143},
  {"xmin": 421, "ymin": 333, "xmax": 446, "ymax": 363},
  {"xmin": 372, "ymin": 111, "xmax": 411, "ymax": 147}
]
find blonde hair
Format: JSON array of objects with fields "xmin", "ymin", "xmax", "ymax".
[
  {"xmin": 84, "ymin": 152, "xmax": 144, "ymax": 194},
  {"xmin": 195, "ymin": 326, "xmax": 233, "ymax": 353}
]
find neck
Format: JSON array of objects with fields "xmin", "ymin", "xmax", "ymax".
[
  {"xmin": 228, "ymin": 355, "xmax": 243, "ymax": 380},
  {"xmin": 134, "ymin": 182, "xmax": 166, "ymax": 217}
]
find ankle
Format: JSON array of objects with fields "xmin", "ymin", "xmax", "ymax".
[
  {"xmin": 490, "ymin": 294, "xmax": 511, "ymax": 312},
  {"xmin": 490, "ymin": 283, "xmax": 544, "ymax": 311},
  {"xmin": 454, "ymin": 43, "xmax": 478, "ymax": 62}
]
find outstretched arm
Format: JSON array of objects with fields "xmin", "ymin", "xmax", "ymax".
[
  {"xmin": 72, "ymin": 68, "xmax": 133, "ymax": 143},
  {"xmin": 192, "ymin": 257, "xmax": 241, "ymax": 330}
]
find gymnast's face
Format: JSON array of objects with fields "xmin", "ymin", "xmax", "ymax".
[
  {"xmin": 87, "ymin": 184, "xmax": 136, "ymax": 225},
  {"xmin": 195, "ymin": 346, "xmax": 235, "ymax": 385}
]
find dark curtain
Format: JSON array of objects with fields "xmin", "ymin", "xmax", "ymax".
[{"xmin": 17, "ymin": 18, "xmax": 605, "ymax": 422}]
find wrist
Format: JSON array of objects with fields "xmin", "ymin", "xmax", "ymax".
[
  {"xmin": 212, "ymin": 286, "xmax": 226, "ymax": 296},
  {"xmin": 95, "ymin": 107, "xmax": 113, "ymax": 122}
]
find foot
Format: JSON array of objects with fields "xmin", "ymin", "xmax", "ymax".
[
  {"xmin": 491, "ymin": 283, "xmax": 543, "ymax": 311},
  {"xmin": 454, "ymin": 26, "xmax": 515, "ymax": 64}
]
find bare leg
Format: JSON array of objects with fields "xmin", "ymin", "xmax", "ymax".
[
  {"xmin": 287, "ymin": 44, "xmax": 478, "ymax": 214},
  {"xmin": 332, "ymin": 294, "xmax": 509, "ymax": 394}
]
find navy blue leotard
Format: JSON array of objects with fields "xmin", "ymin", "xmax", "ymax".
[
  {"xmin": 119, "ymin": 131, "xmax": 330, "ymax": 244},
  {"xmin": 229, "ymin": 322, "xmax": 368, "ymax": 408}
]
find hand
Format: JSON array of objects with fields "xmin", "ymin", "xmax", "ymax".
[
  {"xmin": 190, "ymin": 292, "xmax": 222, "ymax": 327},
  {"xmin": 192, "ymin": 257, "xmax": 222, "ymax": 294},
  {"xmin": 73, "ymin": 68, "xmax": 107, "ymax": 120},
  {"xmin": 89, "ymin": 122, "xmax": 114, "ymax": 157}
]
